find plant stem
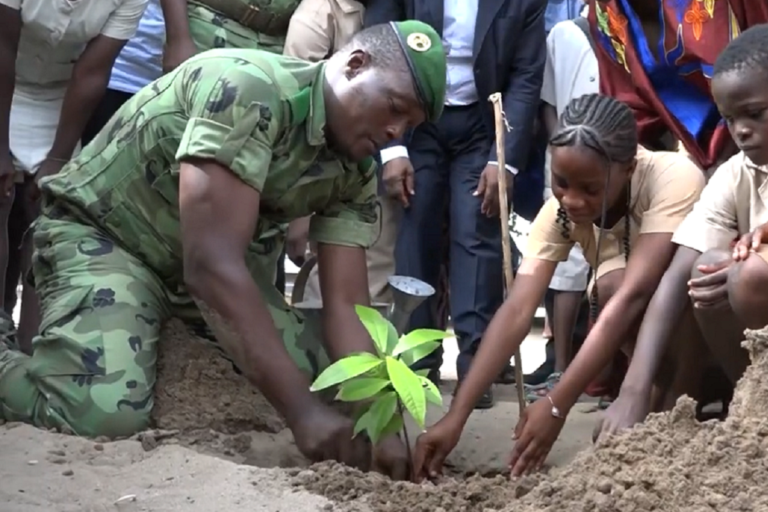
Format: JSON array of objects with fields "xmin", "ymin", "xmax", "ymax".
[{"xmin": 397, "ymin": 400, "xmax": 414, "ymax": 480}]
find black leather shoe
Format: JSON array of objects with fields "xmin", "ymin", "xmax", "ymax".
[
  {"xmin": 475, "ymin": 387, "xmax": 495, "ymax": 409},
  {"xmin": 496, "ymin": 364, "xmax": 516, "ymax": 384}
]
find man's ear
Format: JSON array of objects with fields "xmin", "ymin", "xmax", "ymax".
[{"xmin": 344, "ymin": 49, "xmax": 371, "ymax": 80}]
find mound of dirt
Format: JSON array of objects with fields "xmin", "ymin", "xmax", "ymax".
[
  {"xmin": 293, "ymin": 462, "xmax": 542, "ymax": 512},
  {"xmin": 295, "ymin": 327, "xmax": 768, "ymax": 512},
  {"xmin": 152, "ymin": 319, "xmax": 285, "ymax": 435}
]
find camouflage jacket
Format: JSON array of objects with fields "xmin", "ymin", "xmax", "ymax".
[{"xmin": 40, "ymin": 49, "xmax": 378, "ymax": 286}]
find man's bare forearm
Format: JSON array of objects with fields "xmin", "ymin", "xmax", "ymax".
[
  {"xmin": 0, "ymin": 7, "xmax": 21, "ymax": 155},
  {"xmin": 621, "ymin": 248, "xmax": 700, "ymax": 395},
  {"xmin": 322, "ymin": 302, "xmax": 377, "ymax": 362},
  {"xmin": 160, "ymin": 0, "xmax": 193, "ymax": 42},
  {"xmin": 49, "ymin": 69, "xmax": 111, "ymax": 160},
  {"xmin": 187, "ymin": 261, "xmax": 317, "ymax": 427}
]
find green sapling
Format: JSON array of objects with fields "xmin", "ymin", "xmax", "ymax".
[{"xmin": 310, "ymin": 305, "xmax": 448, "ymax": 458}]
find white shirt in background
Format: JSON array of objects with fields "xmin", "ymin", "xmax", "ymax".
[
  {"xmin": 443, "ymin": 0, "xmax": 479, "ymax": 106},
  {"xmin": 541, "ymin": 16, "xmax": 597, "ymax": 292},
  {"xmin": 109, "ymin": 0, "xmax": 165, "ymax": 94},
  {"xmin": 541, "ymin": 18, "xmax": 599, "ymax": 198},
  {"xmin": 380, "ymin": 0, "xmax": 515, "ymax": 173}
]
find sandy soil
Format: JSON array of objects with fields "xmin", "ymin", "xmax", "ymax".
[
  {"xmin": 7, "ymin": 319, "xmax": 768, "ymax": 511},
  {"xmin": 0, "ymin": 320, "xmax": 598, "ymax": 511}
]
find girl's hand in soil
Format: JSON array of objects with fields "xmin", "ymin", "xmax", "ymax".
[
  {"xmin": 592, "ymin": 392, "xmax": 649, "ymax": 442},
  {"xmin": 412, "ymin": 415, "xmax": 463, "ymax": 482},
  {"xmin": 509, "ymin": 398, "xmax": 565, "ymax": 477},
  {"xmin": 291, "ymin": 401, "xmax": 371, "ymax": 469},
  {"xmin": 372, "ymin": 434, "xmax": 410, "ymax": 480}
]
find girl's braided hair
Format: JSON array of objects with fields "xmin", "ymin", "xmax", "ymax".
[{"xmin": 549, "ymin": 94, "xmax": 638, "ymax": 324}]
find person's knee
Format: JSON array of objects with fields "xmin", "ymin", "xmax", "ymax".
[
  {"xmin": 727, "ymin": 253, "xmax": 768, "ymax": 329},
  {"xmin": 594, "ymin": 269, "xmax": 624, "ymax": 310},
  {"xmin": 691, "ymin": 249, "xmax": 731, "ymax": 280},
  {"xmin": 69, "ymin": 406, "xmax": 151, "ymax": 439}
]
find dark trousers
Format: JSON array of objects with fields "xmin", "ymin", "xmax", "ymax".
[
  {"xmin": 81, "ymin": 88, "xmax": 288, "ymax": 293},
  {"xmin": 396, "ymin": 104, "xmax": 505, "ymax": 379}
]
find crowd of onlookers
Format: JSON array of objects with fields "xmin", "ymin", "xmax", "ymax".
[{"xmin": 3, "ymin": 0, "xmax": 768, "ymax": 418}]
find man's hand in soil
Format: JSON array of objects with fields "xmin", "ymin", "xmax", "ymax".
[
  {"xmin": 372, "ymin": 434, "xmax": 409, "ymax": 480},
  {"xmin": 179, "ymin": 160, "xmax": 350, "ymax": 463},
  {"xmin": 593, "ymin": 392, "xmax": 649, "ymax": 442},
  {"xmin": 509, "ymin": 398, "xmax": 565, "ymax": 477},
  {"xmin": 412, "ymin": 414, "xmax": 463, "ymax": 482},
  {"xmin": 292, "ymin": 402, "xmax": 371, "ymax": 468},
  {"xmin": 688, "ymin": 258, "xmax": 732, "ymax": 308},
  {"xmin": 381, "ymin": 157, "xmax": 414, "ymax": 207}
]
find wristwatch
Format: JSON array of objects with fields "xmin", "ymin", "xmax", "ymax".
[{"xmin": 547, "ymin": 395, "xmax": 565, "ymax": 419}]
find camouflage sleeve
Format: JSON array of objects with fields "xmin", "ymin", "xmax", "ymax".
[
  {"xmin": 309, "ymin": 157, "xmax": 379, "ymax": 249},
  {"xmin": 174, "ymin": 56, "xmax": 283, "ymax": 192}
]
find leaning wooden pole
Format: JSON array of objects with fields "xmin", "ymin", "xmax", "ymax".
[{"xmin": 488, "ymin": 93, "xmax": 526, "ymax": 413}]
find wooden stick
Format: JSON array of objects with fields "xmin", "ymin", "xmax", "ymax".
[{"xmin": 488, "ymin": 92, "xmax": 526, "ymax": 413}]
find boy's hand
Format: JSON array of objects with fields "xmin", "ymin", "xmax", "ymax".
[
  {"xmin": 733, "ymin": 223, "xmax": 768, "ymax": 262},
  {"xmin": 688, "ymin": 259, "xmax": 732, "ymax": 308}
]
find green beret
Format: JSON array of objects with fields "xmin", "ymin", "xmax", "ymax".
[{"xmin": 390, "ymin": 20, "xmax": 446, "ymax": 123}]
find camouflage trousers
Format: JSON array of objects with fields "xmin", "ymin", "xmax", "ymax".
[
  {"xmin": 0, "ymin": 215, "xmax": 329, "ymax": 438},
  {"xmin": 187, "ymin": 2, "xmax": 295, "ymax": 54}
]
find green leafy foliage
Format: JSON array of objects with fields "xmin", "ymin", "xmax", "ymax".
[{"xmin": 310, "ymin": 305, "xmax": 450, "ymax": 445}]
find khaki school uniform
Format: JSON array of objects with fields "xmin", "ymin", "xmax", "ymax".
[
  {"xmin": 283, "ymin": 0, "xmax": 364, "ymax": 59},
  {"xmin": 526, "ymin": 147, "xmax": 705, "ymax": 281},
  {"xmin": 3, "ymin": 0, "xmax": 147, "ymax": 177},
  {"xmin": 673, "ymin": 152, "xmax": 768, "ymax": 261},
  {"xmin": 283, "ymin": 0, "xmax": 401, "ymax": 304}
]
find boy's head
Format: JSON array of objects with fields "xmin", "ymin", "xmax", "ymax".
[
  {"xmin": 548, "ymin": 93, "xmax": 638, "ymax": 225},
  {"xmin": 713, "ymin": 24, "xmax": 768, "ymax": 166}
]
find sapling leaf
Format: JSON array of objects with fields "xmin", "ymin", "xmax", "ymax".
[
  {"xmin": 386, "ymin": 356, "xmax": 427, "ymax": 429},
  {"xmin": 353, "ymin": 401, "xmax": 373, "ymax": 422},
  {"xmin": 400, "ymin": 341, "xmax": 442, "ymax": 367},
  {"xmin": 380, "ymin": 413, "xmax": 404, "ymax": 440},
  {"xmin": 353, "ymin": 409, "xmax": 372, "ymax": 437},
  {"xmin": 392, "ymin": 329, "xmax": 450, "ymax": 357},
  {"xmin": 336, "ymin": 378, "xmax": 391, "ymax": 402},
  {"xmin": 419, "ymin": 375, "xmax": 442, "ymax": 405},
  {"xmin": 310, "ymin": 352, "xmax": 384, "ymax": 391},
  {"xmin": 384, "ymin": 321, "xmax": 399, "ymax": 355},
  {"xmin": 414, "ymin": 368, "xmax": 431, "ymax": 378},
  {"xmin": 355, "ymin": 305, "xmax": 389, "ymax": 356},
  {"xmin": 367, "ymin": 391, "xmax": 398, "ymax": 445}
]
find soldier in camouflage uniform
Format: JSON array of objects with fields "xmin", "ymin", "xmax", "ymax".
[
  {"xmin": 0, "ymin": 20, "xmax": 446, "ymax": 477},
  {"xmin": 160, "ymin": 0, "xmax": 312, "ymax": 290}
]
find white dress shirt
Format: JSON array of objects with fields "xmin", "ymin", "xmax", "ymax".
[{"xmin": 380, "ymin": 0, "xmax": 516, "ymax": 174}]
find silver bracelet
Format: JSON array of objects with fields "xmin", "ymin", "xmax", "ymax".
[{"xmin": 547, "ymin": 395, "xmax": 565, "ymax": 419}]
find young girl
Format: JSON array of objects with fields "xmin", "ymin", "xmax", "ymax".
[
  {"xmin": 411, "ymin": 93, "xmax": 705, "ymax": 480},
  {"xmin": 597, "ymin": 23, "xmax": 768, "ymax": 439}
]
